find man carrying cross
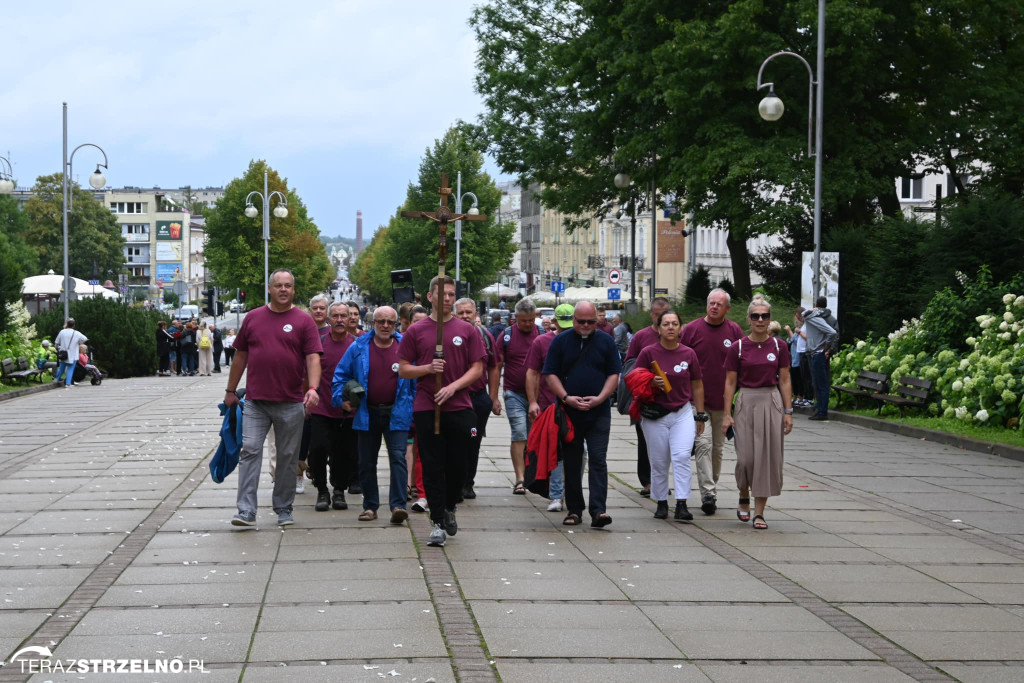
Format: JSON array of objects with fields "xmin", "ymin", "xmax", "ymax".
[{"xmin": 398, "ymin": 275, "xmax": 486, "ymax": 547}]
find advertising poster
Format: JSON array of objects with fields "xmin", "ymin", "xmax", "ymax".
[
  {"xmin": 156, "ymin": 220, "xmax": 183, "ymax": 240},
  {"xmin": 656, "ymin": 220, "xmax": 686, "ymax": 263},
  {"xmin": 156, "ymin": 242, "xmax": 183, "ymax": 261},
  {"xmin": 801, "ymin": 251, "xmax": 840, "ymax": 316},
  {"xmin": 156, "ymin": 263, "xmax": 183, "ymax": 283}
]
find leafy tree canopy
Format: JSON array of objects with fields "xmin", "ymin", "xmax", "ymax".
[{"xmin": 203, "ymin": 160, "xmax": 334, "ymax": 307}]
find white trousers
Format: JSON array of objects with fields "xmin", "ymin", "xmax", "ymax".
[{"xmin": 640, "ymin": 403, "xmax": 695, "ymax": 503}]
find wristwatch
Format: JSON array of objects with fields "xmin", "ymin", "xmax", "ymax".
[
  {"xmin": 694, "ymin": 412, "xmax": 710, "ymax": 423},
  {"xmin": 225, "ymin": 389, "xmax": 238, "ymax": 396},
  {"xmin": 783, "ymin": 408, "xmax": 794, "ymax": 414}
]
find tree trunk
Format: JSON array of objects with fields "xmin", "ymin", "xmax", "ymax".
[
  {"xmin": 877, "ymin": 184, "xmax": 902, "ymax": 219},
  {"xmin": 726, "ymin": 228, "xmax": 752, "ymax": 299}
]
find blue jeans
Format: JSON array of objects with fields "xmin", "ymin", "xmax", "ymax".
[
  {"xmin": 810, "ymin": 352, "xmax": 830, "ymax": 417},
  {"xmin": 55, "ymin": 361, "xmax": 76, "ymax": 386},
  {"xmin": 504, "ymin": 390, "xmax": 529, "ymax": 442},
  {"xmin": 357, "ymin": 406, "xmax": 410, "ymax": 511},
  {"xmin": 549, "ymin": 460, "xmax": 564, "ymax": 500},
  {"xmin": 563, "ymin": 410, "xmax": 610, "ymax": 517}
]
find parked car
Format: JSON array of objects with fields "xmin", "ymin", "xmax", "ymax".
[
  {"xmin": 176, "ymin": 305, "xmax": 200, "ymax": 320},
  {"xmin": 487, "ymin": 309, "xmax": 511, "ymax": 326},
  {"xmin": 230, "ymin": 302, "xmax": 244, "ymax": 313}
]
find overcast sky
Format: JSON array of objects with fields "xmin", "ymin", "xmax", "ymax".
[{"xmin": 2, "ymin": 1, "xmax": 506, "ymax": 239}]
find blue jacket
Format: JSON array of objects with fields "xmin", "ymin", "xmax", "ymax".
[
  {"xmin": 332, "ymin": 331, "xmax": 415, "ymax": 432},
  {"xmin": 210, "ymin": 400, "xmax": 243, "ymax": 484}
]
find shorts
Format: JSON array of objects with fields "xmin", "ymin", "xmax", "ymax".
[{"xmin": 504, "ymin": 390, "xmax": 529, "ymax": 442}]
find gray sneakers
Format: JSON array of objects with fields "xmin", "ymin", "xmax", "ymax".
[
  {"xmin": 428, "ymin": 523, "xmax": 447, "ymax": 547},
  {"xmin": 231, "ymin": 511, "xmax": 256, "ymax": 527},
  {"xmin": 277, "ymin": 511, "xmax": 294, "ymax": 526},
  {"xmin": 444, "ymin": 509, "xmax": 458, "ymax": 536}
]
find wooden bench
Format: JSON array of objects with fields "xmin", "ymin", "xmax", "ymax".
[
  {"xmin": 1, "ymin": 357, "xmax": 33, "ymax": 385},
  {"xmin": 832, "ymin": 370, "xmax": 888, "ymax": 410},
  {"xmin": 16, "ymin": 356, "xmax": 46, "ymax": 383},
  {"xmin": 870, "ymin": 376, "xmax": 933, "ymax": 417}
]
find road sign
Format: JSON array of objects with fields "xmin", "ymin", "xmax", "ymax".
[
  {"xmin": 551, "ymin": 281, "xmax": 565, "ymax": 293},
  {"xmin": 608, "ymin": 269, "xmax": 622, "ymax": 285},
  {"xmin": 88, "ymin": 279, "xmax": 99, "ymax": 286},
  {"xmin": 654, "ymin": 288, "xmax": 669, "ymax": 295},
  {"xmin": 607, "ymin": 288, "xmax": 621, "ymax": 300}
]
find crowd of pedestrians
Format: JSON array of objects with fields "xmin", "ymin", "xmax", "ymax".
[{"xmin": 218, "ymin": 273, "xmax": 809, "ymax": 543}]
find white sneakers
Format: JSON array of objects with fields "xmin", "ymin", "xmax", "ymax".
[
  {"xmin": 411, "ymin": 498, "xmax": 428, "ymax": 513},
  {"xmin": 547, "ymin": 499, "xmax": 563, "ymax": 512},
  {"xmin": 295, "ymin": 474, "xmax": 305, "ymax": 494}
]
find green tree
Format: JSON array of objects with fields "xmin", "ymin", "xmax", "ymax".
[
  {"xmin": 203, "ymin": 160, "xmax": 334, "ymax": 307},
  {"xmin": 20, "ymin": 174, "xmax": 124, "ymax": 280},
  {"xmin": 0, "ymin": 195, "xmax": 38, "ymax": 333},
  {"xmin": 352, "ymin": 126, "xmax": 516, "ymax": 301}
]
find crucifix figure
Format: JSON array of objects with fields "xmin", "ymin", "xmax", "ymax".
[{"xmin": 401, "ymin": 172, "xmax": 488, "ymax": 433}]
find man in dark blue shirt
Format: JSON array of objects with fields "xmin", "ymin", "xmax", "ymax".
[{"xmin": 542, "ymin": 301, "xmax": 622, "ymax": 529}]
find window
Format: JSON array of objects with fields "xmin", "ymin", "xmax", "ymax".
[
  {"xmin": 110, "ymin": 202, "xmax": 147, "ymax": 214},
  {"xmin": 900, "ymin": 176, "xmax": 924, "ymax": 200}
]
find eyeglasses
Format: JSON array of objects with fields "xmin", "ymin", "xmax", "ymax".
[
  {"xmin": 374, "ymin": 319, "xmax": 397, "ymax": 325},
  {"xmin": 749, "ymin": 312, "xmax": 771, "ymax": 321},
  {"xmin": 575, "ymin": 318, "xmax": 598, "ymax": 325}
]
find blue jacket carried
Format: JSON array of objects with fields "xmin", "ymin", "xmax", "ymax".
[
  {"xmin": 332, "ymin": 332, "xmax": 415, "ymax": 432},
  {"xmin": 210, "ymin": 399, "xmax": 243, "ymax": 484}
]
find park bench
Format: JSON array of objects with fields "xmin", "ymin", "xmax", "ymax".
[
  {"xmin": 832, "ymin": 370, "xmax": 888, "ymax": 410},
  {"xmin": 870, "ymin": 376, "xmax": 933, "ymax": 417},
  {"xmin": 2, "ymin": 357, "xmax": 36, "ymax": 385},
  {"xmin": 16, "ymin": 356, "xmax": 47, "ymax": 383}
]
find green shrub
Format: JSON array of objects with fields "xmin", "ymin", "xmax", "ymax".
[
  {"xmin": 684, "ymin": 265, "xmax": 711, "ymax": 305},
  {"xmin": 717, "ymin": 278, "xmax": 736, "ymax": 299},
  {"xmin": 33, "ymin": 298, "xmax": 168, "ymax": 378}
]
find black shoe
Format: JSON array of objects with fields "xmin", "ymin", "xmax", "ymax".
[
  {"xmin": 347, "ymin": 483, "xmax": 363, "ymax": 495},
  {"xmin": 315, "ymin": 490, "xmax": 330, "ymax": 512},
  {"xmin": 462, "ymin": 486, "xmax": 476, "ymax": 500},
  {"xmin": 639, "ymin": 485, "xmax": 651, "ymax": 498},
  {"xmin": 444, "ymin": 508, "xmax": 458, "ymax": 536},
  {"xmin": 332, "ymin": 489, "xmax": 348, "ymax": 510},
  {"xmin": 654, "ymin": 500, "xmax": 669, "ymax": 519},
  {"xmin": 675, "ymin": 500, "xmax": 693, "ymax": 522},
  {"xmin": 701, "ymin": 495, "xmax": 717, "ymax": 515},
  {"xmin": 808, "ymin": 414, "xmax": 829, "ymax": 421}
]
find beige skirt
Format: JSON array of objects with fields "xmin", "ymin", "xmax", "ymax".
[{"xmin": 733, "ymin": 386, "xmax": 784, "ymax": 497}]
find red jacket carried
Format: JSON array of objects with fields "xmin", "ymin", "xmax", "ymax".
[
  {"xmin": 625, "ymin": 367, "xmax": 657, "ymax": 423},
  {"xmin": 523, "ymin": 401, "xmax": 574, "ymax": 497}
]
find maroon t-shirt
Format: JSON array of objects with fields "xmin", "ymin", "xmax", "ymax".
[
  {"xmin": 313, "ymin": 331, "xmax": 354, "ymax": 418},
  {"xmin": 723, "ymin": 336, "xmax": 792, "ymax": 388},
  {"xmin": 526, "ymin": 331, "xmax": 559, "ymax": 412},
  {"xmin": 398, "ymin": 316, "xmax": 487, "ymax": 412},
  {"xmin": 625, "ymin": 325, "xmax": 660, "ymax": 361},
  {"xmin": 367, "ymin": 340, "xmax": 401, "ymax": 405},
  {"xmin": 232, "ymin": 305, "xmax": 323, "ymax": 402},
  {"xmin": 680, "ymin": 317, "xmax": 745, "ymax": 411},
  {"xmin": 496, "ymin": 324, "xmax": 539, "ymax": 394},
  {"xmin": 470, "ymin": 327, "xmax": 497, "ymax": 393},
  {"xmin": 634, "ymin": 343, "xmax": 703, "ymax": 411},
  {"xmin": 596, "ymin": 319, "xmax": 615, "ymax": 337}
]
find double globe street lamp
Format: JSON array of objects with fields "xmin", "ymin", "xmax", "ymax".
[
  {"xmin": 756, "ymin": 0, "xmax": 826, "ymax": 301},
  {"xmin": 453, "ymin": 170, "xmax": 480, "ymax": 283},
  {"xmin": 244, "ymin": 170, "xmax": 288, "ymax": 303},
  {"xmin": 613, "ymin": 171, "xmax": 639, "ymax": 305},
  {"xmin": 0, "ymin": 155, "xmax": 15, "ymax": 194},
  {"xmin": 62, "ymin": 102, "xmax": 110, "ymax": 321}
]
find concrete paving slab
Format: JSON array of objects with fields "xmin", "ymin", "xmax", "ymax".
[
  {"xmin": 97, "ymin": 582, "xmax": 266, "ymax": 607},
  {"xmin": 264, "ymin": 578, "xmax": 429, "ymax": 603},
  {"xmin": 248, "ymin": 627, "xmax": 448, "ymax": 660},
  {"xmin": 950, "ymin": 582, "xmax": 1024, "ymax": 604},
  {"xmin": 699, "ymin": 663, "xmax": 916, "ymax": 682},
  {"xmin": 239, "ymin": 660, "xmax": 455, "ymax": 682},
  {"xmin": 496, "ymin": 661, "xmax": 710, "ymax": 682},
  {"xmin": 886, "ymin": 631, "xmax": 1024, "ymax": 661},
  {"xmin": 869, "ymin": 546, "xmax": 1023, "ymax": 564},
  {"xmin": 270, "ymin": 559, "xmax": 423, "ymax": 582},
  {"xmin": 935, "ymin": 664, "xmax": 1024, "ymax": 682},
  {"xmin": 640, "ymin": 604, "xmax": 838, "ymax": 632},
  {"xmin": 839, "ymin": 604, "xmax": 1024, "ymax": 632},
  {"xmin": 454, "ymin": 560, "xmax": 625, "ymax": 600},
  {"xmin": 665, "ymin": 629, "xmax": 877, "ymax": 660},
  {"xmin": 257, "ymin": 602, "xmax": 437, "ymax": 631},
  {"xmin": 50, "ymin": 632, "xmax": 251, "ymax": 663},
  {"xmin": 72, "ymin": 606, "xmax": 260, "ymax": 635},
  {"xmin": 911, "ymin": 565, "xmax": 1024, "ymax": 583}
]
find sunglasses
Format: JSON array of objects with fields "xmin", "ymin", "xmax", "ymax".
[
  {"xmin": 575, "ymin": 318, "xmax": 598, "ymax": 325},
  {"xmin": 749, "ymin": 312, "xmax": 771, "ymax": 321}
]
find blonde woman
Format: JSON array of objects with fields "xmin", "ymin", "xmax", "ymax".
[
  {"xmin": 721, "ymin": 295, "xmax": 794, "ymax": 529},
  {"xmin": 197, "ymin": 321, "xmax": 214, "ymax": 376}
]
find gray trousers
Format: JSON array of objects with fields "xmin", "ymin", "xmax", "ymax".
[
  {"xmin": 692, "ymin": 409, "xmax": 726, "ymax": 498},
  {"xmin": 237, "ymin": 399, "xmax": 305, "ymax": 515}
]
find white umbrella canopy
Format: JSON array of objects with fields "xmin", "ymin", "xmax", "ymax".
[
  {"xmin": 481, "ymin": 282, "xmax": 518, "ymax": 297},
  {"xmin": 21, "ymin": 274, "xmax": 119, "ymax": 299}
]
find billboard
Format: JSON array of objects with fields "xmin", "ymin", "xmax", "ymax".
[
  {"xmin": 156, "ymin": 220, "xmax": 183, "ymax": 240},
  {"xmin": 155, "ymin": 263, "xmax": 183, "ymax": 283},
  {"xmin": 156, "ymin": 242, "xmax": 183, "ymax": 261},
  {"xmin": 656, "ymin": 220, "xmax": 687, "ymax": 263},
  {"xmin": 801, "ymin": 251, "xmax": 839, "ymax": 316}
]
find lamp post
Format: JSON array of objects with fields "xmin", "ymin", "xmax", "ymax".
[
  {"xmin": 244, "ymin": 170, "xmax": 288, "ymax": 304},
  {"xmin": 613, "ymin": 172, "xmax": 637, "ymax": 304},
  {"xmin": 0, "ymin": 155, "xmax": 14, "ymax": 194},
  {"xmin": 454, "ymin": 171, "xmax": 480, "ymax": 282},
  {"xmin": 62, "ymin": 102, "xmax": 109, "ymax": 321},
  {"xmin": 756, "ymin": 0, "xmax": 825, "ymax": 301}
]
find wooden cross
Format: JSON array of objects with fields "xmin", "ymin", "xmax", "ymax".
[{"xmin": 401, "ymin": 172, "xmax": 488, "ymax": 433}]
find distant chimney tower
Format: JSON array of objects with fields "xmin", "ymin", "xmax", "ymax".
[{"xmin": 356, "ymin": 210, "xmax": 363, "ymax": 254}]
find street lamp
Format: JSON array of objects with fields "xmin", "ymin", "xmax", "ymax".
[
  {"xmin": 613, "ymin": 171, "xmax": 637, "ymax": 304},
  {"xmin": 244, "ymin": 170, "xmax": 288, "ymax": 303},
  {"xmin": 454, "ymin": 171, "xmax": 479, "ymax": 283},
  {"xmin": 62, "ymin": 102, "xmax": 109, "ymax": 321},
  {"xmin": 755, "ymin": 0, "xmax": 825, "ymax": 301},
  {"xmin": 0, "ymin": 155, "xmax": 14, "ymax": 194}
]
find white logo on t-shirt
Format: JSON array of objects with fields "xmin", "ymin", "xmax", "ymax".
[
  {"xmin": 453, "ymin": 336, "xmax": 463, "ymax": 346},
  {"xmin": 674, "ymin": 362, "xmax": 688, "ymax": 373},
  {"xmin": 723, "ymin": 339, "xmax": 732, "ymax": 348},
  {"xmin": 391, "ymin": 363, "xmax": 399, "ymax": 373},
  {"xmin": 767, "ymin": 353, "xmax": 777, "ymax": 362},
  {"xmin": 504, "ymin": 334, "xmax": 511, "ymax": 342},
  {"xmin": 283, "ymin": 324, "xmax": 293, "ymax": 333}
]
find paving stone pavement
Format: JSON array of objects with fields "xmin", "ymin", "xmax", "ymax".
[{"xmin": 0, "ymin": 375, "xmax": 1023, "ymax": 681}]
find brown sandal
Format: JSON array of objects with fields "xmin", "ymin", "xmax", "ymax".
[
  {"xmin": 358, "ymin": 509, "xmax": 377, "ymax": 521},
  {"xmin": 513, "ymin": 481, "xmax": 527, "ymax": 495}
]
